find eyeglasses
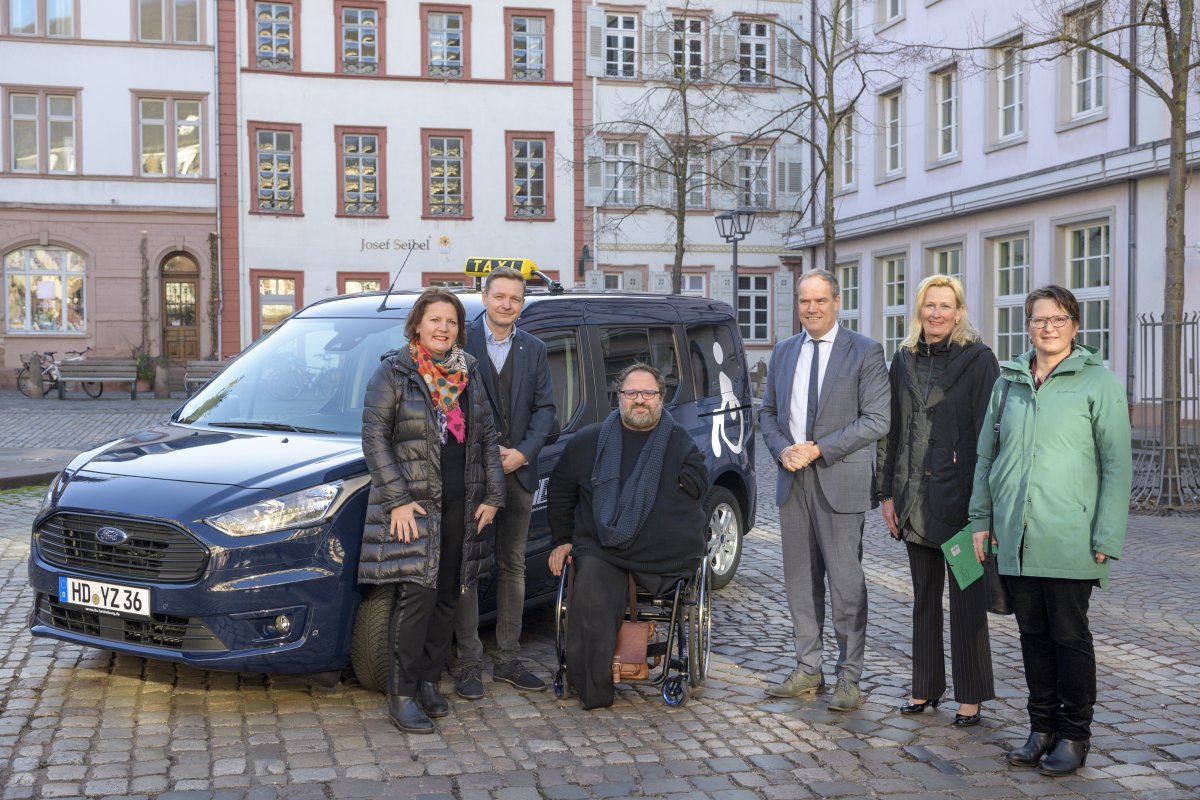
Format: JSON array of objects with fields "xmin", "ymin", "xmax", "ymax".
[
  {"xmin": 619, "ymin": 389, "xmax": 662, "ymax": 400},
  {"xmin": 1028, "ymin": 315, "xmax": 1075, "ymax": 330}
]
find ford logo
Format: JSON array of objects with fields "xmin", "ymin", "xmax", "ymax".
[{"xmin": 95, "ymin": 526, "xmax": 129, "ymax": 546}]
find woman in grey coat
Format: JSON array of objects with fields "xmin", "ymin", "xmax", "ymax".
[{"xmin": 361, "ymin": 287, "xmax": 505, "ymax": 734}]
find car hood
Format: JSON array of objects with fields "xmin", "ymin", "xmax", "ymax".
[{"xmin": 68, "ymin": 424, "xmax": 367, "ymax": 490}]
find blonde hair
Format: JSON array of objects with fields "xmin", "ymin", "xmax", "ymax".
[{"xmin": 900, "ymin": 275, "xmax": 980, "ymax": 351}]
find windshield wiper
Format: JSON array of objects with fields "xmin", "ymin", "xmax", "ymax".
[{"xmin": 207, "ymin": 421, "xmax": 336, "ymax": 435}]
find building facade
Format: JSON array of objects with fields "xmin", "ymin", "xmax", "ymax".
[
  {"xmin": 791, "ymin": 0, "xmax": 1200, "ymax": 399},
  {"xmin": 0, "ymin": 0, "xmax": 219, "ymax": 386}
]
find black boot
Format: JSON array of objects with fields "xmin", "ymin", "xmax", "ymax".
[
  {"xmin": 1007, "ymin": 731, "xmax": 1056, "ymax": 767},
  {"xmin": 1037, "ymin": 738, "xmax": 1090, "ymax": 776},
  {"xmin": 416, "ymin": 680, "xmax": 450, "ymax": 718},
  {"xmin": 388, "ymin": 694, "xmax": 435, "ymax": 734}
]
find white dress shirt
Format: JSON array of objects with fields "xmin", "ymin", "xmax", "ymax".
[{"xmin": 788, "ymin": 323, "xmax": 840, "ymax": 445}]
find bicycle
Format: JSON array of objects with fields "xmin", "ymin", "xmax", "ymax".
[{"xmin": 17, "ymin": 348, "xmax": 103, "ymax": 398}]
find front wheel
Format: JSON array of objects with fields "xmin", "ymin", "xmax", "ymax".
[
  {"xmin": 16, "ymin": 366, "xmax": 33, "ymax": 398},
  {"xmin": 350, "ymin": 584, "xmax": 394, "ymax": 693},
  {"xmin": 704, "ymin": 487, "xmax": 743, "ymax": 590},
  {"xmin": 81, "ymin": 381, "xmax": 103, "ymax": 398}
]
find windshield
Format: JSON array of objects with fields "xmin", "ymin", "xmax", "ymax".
[{"xmin": 177, "ymin": 316, "xmax": 407, "ymax": 435}]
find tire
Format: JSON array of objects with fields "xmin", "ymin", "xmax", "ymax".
[
  {"xmin": 16, "ymin": 366, "xmax": 33, "ymax": 398},
  {"xmin": 82, "ymin": 381, "xmax": 103, "ymax": 398},
  {"xmin": 687, "ymin": 562, "xmax": 711, "ymax": 688},
  {"xmin": 349, "ymin": 584, "xmax": 394, "ymax": 694},
  {"xmin": 704, "ymin": 486, "xmax": 743, "ymax": 590}
]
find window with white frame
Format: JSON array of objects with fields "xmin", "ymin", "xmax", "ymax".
[
  {"xmin": 672, "ymin": 18, "xmax": 704, "ymax": 81},
  {"xmin": 341, "ymin": 6, "xmax": 380, "ymax": 74},
  {"xmin": 8, "ymin": 90, "xmax": 76, "ymax": 174},
  {"xmin": 837, "ymin": 0, "xmax": 854, "ymax": 45},
  {"xmin": 427, "ymin": 135, "xmax": 465, "ymax": 216},
  {"xmin": 997, "ymin": 44, "xmax": 1024, "ymax": 140},
  {"xmin": 603, "ymin": 140, "xmax": 638, "ymax": 206},
  {"xmin": 511, "ymin": 15, "xmax": 546, "ymax": 80},
  {"xmin": 255, "ymin": 128, "xmax": 296, "ymax": 213},
  {"xmin": 668, "ymin": 155, "xmax": 706, "ymax": 209},
  {"xmin": 931, "ymin": 245, "xmax": 962, "ymax": 281},
  {"xmin": 835, "ymin": 109, "xmax": 855, "ymax": 191},
  {"xmin": 881, "ymin": 255, "xmax": 906, "ymax": 359},
  {"xmin": 838, "ymin": 262, "xmax": 859, "ymax": 331},
  {"xmin": 138, "ymin": 96, "xmax": 202, "ymax": 177},
  {"xmin": 933, "ymin": 67, "xmax": 958, "ymax": 160},
  {"xmin": 878, "ymin": 0, "xmax": 904, "ymax": 25},
  {"xmin": 1067, "ymin": 222, "xmax": 1111, "ymax": 361},
  {"xmin": 738, "ymin": 274, "xmax": 770, "ymax": 342},
  {"xmin": 1069, "ymin": 10, "xmax": 1104, "ymax": 117},
  {"xmin": 738, "ymin": 20, "xmax": 770, "ymax": 85},
  {"xmin": 681, "ymin": 273, "xmax": 705, "ymax": 296},
  {"xmin": 736, "ymin": 144, "xmax": 770, "ymax": 209},
  {"xmin": 428, "ymin": 11, "xmax": 464, "ymax": 77},
  {"xmin": 8, "ymin": 0, "xmax": 74, "ymax": 36},
  {"xmin": 4, "ymin": 245, "xmax": 85, "ymax": 333},
  {"xmin": 341, "ymin": 131, "xmax": 381, "ymax": 215},
  {"xmin": 880, "ymin": 89, "xmax": 903, "ymax": 176},
  {"xmin": 511, "ymin": 137, "xmax": 547, "ymax": 217},
  {"xmin": 604, "ymin": 13, "xmax": 637, "ymax": 78},
  {"xmin": 993, "ymin": 234, "xmax": 1030, "ymax": 361},
  {"xmin": 254, "ymin": 2, "xmax": 293, "ymax": 70},
  {"xmin": 139, "ymin": 0, "xmax": 199, "ymax": 43}
]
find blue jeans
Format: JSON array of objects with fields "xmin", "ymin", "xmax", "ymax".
[{"xmin": 453, "ymin": 473, "xmax": 532, "ymax": 668}]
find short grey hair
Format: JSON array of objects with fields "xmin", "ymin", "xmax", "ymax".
[{"xmin": 797, "ymin": 268, "xmax": 840, "ymax": 299}]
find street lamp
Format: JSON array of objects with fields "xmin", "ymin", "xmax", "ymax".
[{"xmin": 715, "ymin": 206, "xmax": 757, "ymax": 323}]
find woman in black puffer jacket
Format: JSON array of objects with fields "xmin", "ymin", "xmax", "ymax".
[
  {"xmin": 361, "ymin": 287, "xmax": 505, "ymax": 734},
  {"xmin": 875, "ymin": 275, "xmax": 999, "ymax": 726}
]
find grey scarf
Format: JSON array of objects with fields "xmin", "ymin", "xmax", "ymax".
[{"xmin": 590, "ymin": 408, "xmax": 674, "ymax": 549}]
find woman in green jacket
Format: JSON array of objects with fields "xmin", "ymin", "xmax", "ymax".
[{"xmin": 969, "ymin": 285, "xmax": 1132, "ymax": 777}]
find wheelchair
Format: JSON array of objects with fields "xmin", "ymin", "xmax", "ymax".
[{"xmin": 551, "ymin": 549, "xmax": 712, "ymax": 706}]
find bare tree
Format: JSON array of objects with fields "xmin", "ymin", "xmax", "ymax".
[{"xmin": 1009, "ymin": 1, "xmax": 1196, "ymax": 508}]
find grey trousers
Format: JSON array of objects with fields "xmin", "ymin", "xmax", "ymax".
[
  {"xmin": 453, "ymin": 473, "xmax": 533, "ymax": 668},
  {"xmin": 779, "ymin": 468, "xmax": 869, "ymax": 682}
]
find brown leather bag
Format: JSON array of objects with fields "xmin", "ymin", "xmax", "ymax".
[{"xmin": 612, "ymin": 575, "xmax": 655, "ymax": 683}]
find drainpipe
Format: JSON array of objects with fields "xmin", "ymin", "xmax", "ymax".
[
  {"xmin": 211, "ymin": 0, "xmax": 222, "ymax": 357},
  {"xmin": 1125, "ymin": 2, "xmax": 1139, "ymax": 404}
]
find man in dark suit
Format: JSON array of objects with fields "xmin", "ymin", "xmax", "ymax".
[
  {"xmin": 453, "ymin": 267, "xmax": 556, "ymax": 699},
  {"xmin": 758, "ymin": 269, "xmax": 890, "ymax": 711}
]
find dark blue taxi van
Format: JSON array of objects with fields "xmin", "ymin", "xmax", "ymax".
[{"xmin": 27, "ymin": 261, "xmax": 756, "ymax": 687}]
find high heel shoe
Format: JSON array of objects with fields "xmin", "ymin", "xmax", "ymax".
[
  {"xmin": 899, "ymin": 696, "xmax": 941, "ymax": 714},
  {"xmin": 952, "ymin": 704, "xmax": 983, "ymax": 726}
]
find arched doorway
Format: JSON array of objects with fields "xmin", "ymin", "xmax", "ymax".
[{"xmin": 161, "ymin": 252, "xmax": 199, "ymax": 359}]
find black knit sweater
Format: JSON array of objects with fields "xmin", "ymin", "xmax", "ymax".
[{"xmin": 548, "ymin": 419, "xmax": 708, "ymax": 575}]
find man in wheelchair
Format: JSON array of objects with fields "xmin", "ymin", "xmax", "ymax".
[{"xmin": 547, "ymin": 363, "xmax": 708, "ymax": 709}]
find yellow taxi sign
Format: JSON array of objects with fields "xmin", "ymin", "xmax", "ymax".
[{"xmin": 463, "ymin": 257, "xmax": 537, "ymax": 279}]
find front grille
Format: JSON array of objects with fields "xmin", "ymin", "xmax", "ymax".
[
  {"xmin": 36, "ymin": 513, "xmax": 209, "ymax": 583},
  {"xmin": 35, "ymin": 594, "xmax": 225, "ymax": 651}
]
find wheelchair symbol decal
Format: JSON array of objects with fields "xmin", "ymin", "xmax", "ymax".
[{"xmin": 710, "ymin": 341, "xmax": 746, "ymax": 458}]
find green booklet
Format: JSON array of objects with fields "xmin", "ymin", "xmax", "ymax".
[{"xmin": 941, "ymin": 526, "xmax": 984, "ymax": 590}]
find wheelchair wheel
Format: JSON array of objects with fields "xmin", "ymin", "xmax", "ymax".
[
  {"xmin": 553, "ymin": 668, "xmax": 566, "ymax": 698},
  {"xmin": 663, "ymin": 676, "xmax": 688, "ymax": 706},
  {"xmin": 687, "ymin": 563, "xmax": 712, "ymax": 688},
  {"xmin": 553, "ymin": 568, "xmax": 569, "ymax": 667}
]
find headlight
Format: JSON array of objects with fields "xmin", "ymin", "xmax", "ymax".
[
  {"xmin": 206, "ymin": 483, "xmax": 342, "ymax": 536},
  {"xmin": 39, "ymin": 472, "xmax": 64, "ymax": 515}
]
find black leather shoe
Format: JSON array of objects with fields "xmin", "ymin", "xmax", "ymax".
[
  {"xmin": 1007, "ymin": 731, "xmax": 1056, "ymax": 767},
  {"xmin": 416, "ymin": 680, "xmax": 450, "ymax": 718},
  {"xmin": 900, "ymin": 697, "xmax": 941, "ymax": 714},
  {"xmin": 952, "ymin": 707, "xmax": 983, "ymax": 726},
  {"xmin": 388, "ymin": 694, "xmax": 435, "ymax": 734},
  {"xmin": 1037, "ymin": 738, "xmax": 1090, "ymax": 776}
]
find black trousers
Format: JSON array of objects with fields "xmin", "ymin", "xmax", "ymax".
[
  {"xmin": 387, "ymin": 501, "xmax": 466, "ymax": 697},
  {"xmin": 906, "ymin": 540, "xmax": 995, "ymax": 704},
  {"xmin": 566, "ymin": 555, "xmax": 682, "ymax": 710},
  {"xmin": 1005, "ymin": 575, "xmax": 1096, "ymax": 741}
]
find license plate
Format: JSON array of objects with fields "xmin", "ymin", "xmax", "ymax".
[{"xmin": 58, "ymin": 576, "xmax": 151, "ymax": 620}]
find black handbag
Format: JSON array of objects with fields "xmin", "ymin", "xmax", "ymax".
[{"xmin": 983, "ymin": 382, "xmax": 1014, "ymax": 615}]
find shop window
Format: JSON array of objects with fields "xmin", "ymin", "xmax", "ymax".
[{"xmin": 4, "ymin": 245, "xmax": 85, "ymax": 333}]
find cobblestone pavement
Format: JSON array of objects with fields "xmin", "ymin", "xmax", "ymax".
[{"xmin": 1, "ymin": 392, "xmax": 1199, "ymax": 799}]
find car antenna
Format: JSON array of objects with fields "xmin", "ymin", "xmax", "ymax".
[{"xmin": 377, "ymin": 245, "xmax": 417, "ymax": 312}]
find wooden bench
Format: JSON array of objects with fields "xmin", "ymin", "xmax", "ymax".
[
  {"xmin": 184, "ymin": 359, "xmax": 228, "ymax": 395},
  {"xmin": 57, "ymin": 359, "xmax": 139, "ymax": 400}
]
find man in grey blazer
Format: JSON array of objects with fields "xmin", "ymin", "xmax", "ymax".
[
  {"xmin": 758, "ymin": 269, "xmax": 890, "ymax": 711},
  {"xmin": 453, "ymin": 267, "xmax": 556, "ymax": 699}
]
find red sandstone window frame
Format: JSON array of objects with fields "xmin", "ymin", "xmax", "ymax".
[
  {"xmin": 2, "ymin": 85, "xmax": 81, "ymax": 175},
  {"xmin": 505, "ymin": 130, "xmax": 555, "ymax": 222},
  {"xmin": 420, "ymin": 3, "xmax": 471, "ymax": 80},
  {"xmin": 337, "ymin": 271, "xmax": 388, "ymax": 294},
  {"xmin": 250, "ymin": 268, "xmax": 304, "ymax": 340},
  {"xmin": 247, "ymin": 0, "xmax": 299, "ymax": 73},
  {"xmin": 503, "ymin": 7, "xmax": 554, "ymax": 82},
  {"xmin": 422, "ymin": 128, "xmax": 472, "ymax": 220},
  {"xmin": 334, "ymin": 0, "xmax": 386, "ymax": 76},
  {"xmin": 335, "ymin": 124, "xmax": 387, "ymax": 218},
  {"xmin": 247, "ymin": 121, "xmax": 302, "ymax": 216}
]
